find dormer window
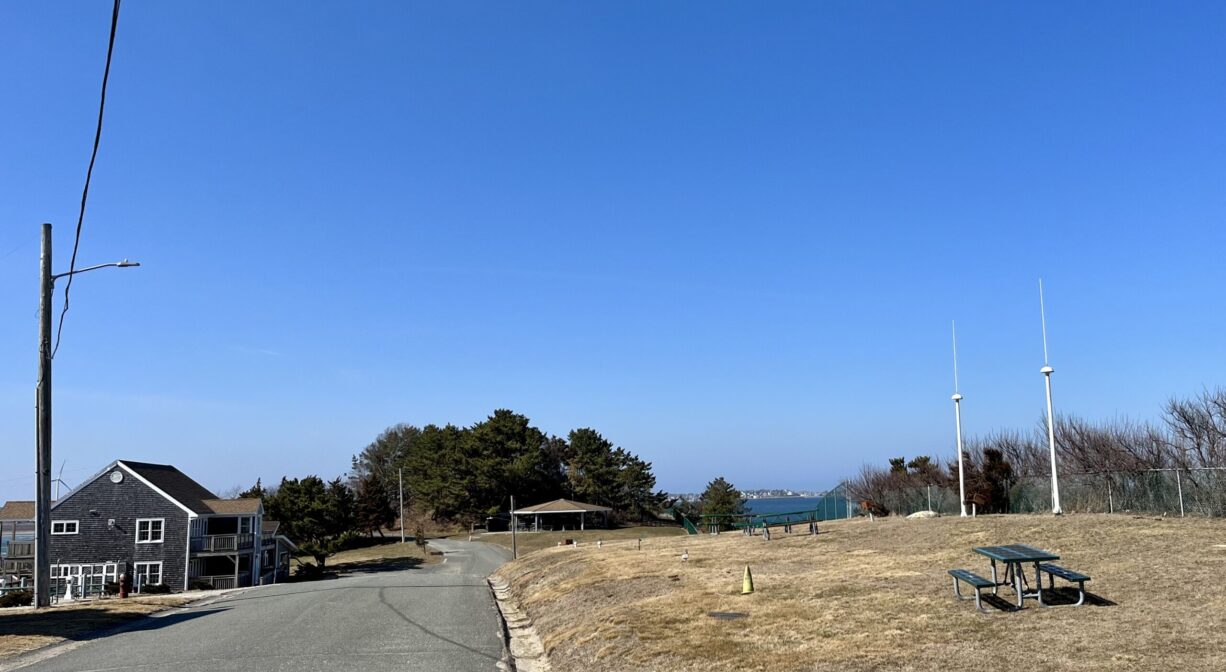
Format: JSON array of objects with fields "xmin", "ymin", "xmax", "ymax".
[{"xmin": 51, "ymin": 520, "xmax": 79, "ymax": 535}]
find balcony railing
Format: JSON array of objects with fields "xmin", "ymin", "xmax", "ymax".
[
  {"xmin": 2, "ymin": 559, "xmax": 34, "ymax": 576},
  {"xmin": 190, "ymin": 533, "xmax": 255, "ymax": 553},
  {"xmin": 5, "ymin": 541, "xmax": 34, "ymax": 559},
  {"xmin": 188, "ymin": 572, "xmax": 251, "ymax": 591}
]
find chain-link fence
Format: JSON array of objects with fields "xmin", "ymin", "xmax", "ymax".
[{"xmin": 877, "ymin": 468, "xmax": 1226, "ymax": 518}]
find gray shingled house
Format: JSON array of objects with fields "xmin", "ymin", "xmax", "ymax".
[{"xmin": 38, "ymin": 459, "xmax": 295, "ymax": 594}]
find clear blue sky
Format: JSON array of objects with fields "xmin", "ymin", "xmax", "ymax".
[{"xmin": 3, "ymin": 2, "xmax": 1225, "ymax": 499}]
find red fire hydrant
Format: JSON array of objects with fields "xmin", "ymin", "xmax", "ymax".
[{"xmin": 119, "ymin": 572, "xmax": 129, "ymax": 599}]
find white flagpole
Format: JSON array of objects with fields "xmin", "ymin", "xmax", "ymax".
[
  {"xmin": 1039, "ymin": 279, "xmax": 1062, "ymax": 515},
  {"xmin": 952, "ymin": 320, "xmax": 967, "ymax": 517}
]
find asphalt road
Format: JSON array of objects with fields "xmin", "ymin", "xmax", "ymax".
[{"xmin": 17, "ymin": 539, "xmax": 513, "ymax": 672}]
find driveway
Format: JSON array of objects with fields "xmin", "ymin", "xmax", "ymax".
[{"xmin": 13, "ymin": 540, "xmax": 513, "ymax": 672}]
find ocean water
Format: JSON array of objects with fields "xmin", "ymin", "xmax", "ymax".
[{"xmin": 744, "ymin": 495, "xmax": 852, "ymax": 521}]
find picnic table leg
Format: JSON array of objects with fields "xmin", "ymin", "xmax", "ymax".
[
  {"xmin": 1034, "ymin": 563, "xmax": 1046, "ymax": 607},
  {"xmin": 990, "ymin": 560, "xmax": 999, "ymax": 595},
  {"xmin": 1014, "ymin": 566, "xmax": 1024, "ymax": 609}
]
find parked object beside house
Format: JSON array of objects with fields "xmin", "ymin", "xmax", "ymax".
[
  {"xmin": 6, "ymin": 460, "xmax": 296, "ymax": 596},
  {"xmin": 1, "ymin": 500, "xmax": 36, "ymax": 582}
]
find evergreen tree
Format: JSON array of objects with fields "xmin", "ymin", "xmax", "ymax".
[
  {"xmin": 612, "ymin": 449, "xmax": 666, "ymax": 522},
  {"xmin": 352, "ymin": 424, "xmax": 419, "ymax": 486},
  {"xmin": 566, "ymin": 428, "xmax": 619, "ymax": 505},
  {"xmin": 266, "ymin": 476, "xmax": 356, "ymax": 567},
  {"xmin": 354, "ymin": 473, "xmax": 397, "ymax": 536},
  {"xmin": 360, "ymin": 410, "xmax": 665, "ymax": 526},
  {"xmin": 238, "ymin": 478, "xmax": 266, "ymax": 501},
  {"xmin": 699, "ymin": 476, "xmax": 745, "ymax": 522},
  {"xmin": 404, "ymin": 424, "xmax": 471, "ymax": 520}
]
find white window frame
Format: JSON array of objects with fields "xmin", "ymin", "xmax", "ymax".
[
  {"xmin": 136, "ymin": 518, "xmax": 165, "ymax": 544},
  {"xmin": 51, "ymin": 520, "xmax": 79, "ymax": 535},
  {"xmin": 239, "ymin": 517, "xmax": 252, "ymax": 535},
  {"xmin": 134, "ymin": 561, "xmax": 163, "ymax": 590},
  {"xmin": 49, "ymin": 563, "xmax": 119, "ymax": 596}
]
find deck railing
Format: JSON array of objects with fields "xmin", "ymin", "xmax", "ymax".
[
  {"xmin": 189, "ymin": 533, "xmax": 255, "ymax": 553},
  {"xmin": 4, "ymin": 541, "xmax": 35, "ymax": 558},
  {"xmin": 188, "ymin": 572, "xmax": 251, "ymax": 590}
]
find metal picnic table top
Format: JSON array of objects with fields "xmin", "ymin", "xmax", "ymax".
[{"xmin": 972, "ymin": 544, "xmax": 1060, "ymax": 564}]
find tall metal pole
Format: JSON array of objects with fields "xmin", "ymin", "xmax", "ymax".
[
  {"xmin": 1175, "ymin": 468, "xmax": 1185, "ymax": 518},
  {"xmin": 952, "ymin": 321, "xmax": 968, "ymax": 517},
  {"xmin": 1039, "ymin": 278, "xmax": 1059, "ymax": 515},
  {"xmin": 35, "ymin": 223, "xmax": 53, "ymax": 608},
  {"xmin": 510, "ymin": 495, "xmax": 517, "ymax": 560},
  {"xmin": 953, "ymin": 395, "xmax": 967, "ymax": 517},
  {"xmin": 1042, "ymin": 368, "xmax": 1061, "ymax": 514},
  {"xmin": 398, "ymin": 468, "xmax": 405, "ymax": 544}
]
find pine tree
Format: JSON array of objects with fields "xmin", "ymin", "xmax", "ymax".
[
  {"xmin": 354, "ymin": 473, "xmax": 397, "ymax": 536},
  {"xmin": 699, "ymin": 476, "xmax": 745, "ymax": 520}
]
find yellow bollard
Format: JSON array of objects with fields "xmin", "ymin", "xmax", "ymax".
[{"xmin": 742, "ymin": 566, "xmax": 754, "ymax": 594}]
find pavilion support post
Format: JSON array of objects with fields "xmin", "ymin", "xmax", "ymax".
[{"xmin": 581, "ymin": 512, "xmax": 585, "ymax": 531}]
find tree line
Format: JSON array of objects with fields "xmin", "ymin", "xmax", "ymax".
[
  {"xmin": 848, "ymin": 387, "xmax": 1226, "ymax": 516},
  {"xmin": 236, "ymin": 409, "xmax": 667, "ymax": 565},
  {"xmin": 349, "ymin": 409, "xmax": 667, "ymax": 529}
]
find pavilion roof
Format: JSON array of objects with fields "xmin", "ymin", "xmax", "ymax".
[{"xmin": 512, "ymin": 498, "xmax": 612, "ymax": 515}]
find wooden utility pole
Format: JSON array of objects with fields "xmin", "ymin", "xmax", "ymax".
[
  {"xmin": 31, "ymin": 222, "xmax": 138, "ymax": 609},
  {"xmin": 510, "ymin": 495, "xmax": 517, "ymax": 560},
  {"xmin": 398, "ymin": 468, "xmax": 405, "ymax": 544},
  {"xmin": 35, "ymin": 223, "xmax": 52, "ymax": 608}
]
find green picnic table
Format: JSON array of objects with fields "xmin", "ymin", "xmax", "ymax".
[{"xmin": 973, "ymin": 544, "xmax": 1060, "ymax": 609}]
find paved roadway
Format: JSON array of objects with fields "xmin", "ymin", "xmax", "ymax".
[{"xmin": 16, "ymin": 540, "xmax": 513, "ymax": 672}]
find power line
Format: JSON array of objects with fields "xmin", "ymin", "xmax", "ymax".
[
  {"xmin": 52, "ymin": 0, "xmax": 122, "ymax": 359},
  {"xmin": 0, "ymin": 238, "xmax": 34, "ymax": 262}
]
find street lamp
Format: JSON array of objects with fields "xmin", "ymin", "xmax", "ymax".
[{"xmin": 35, "ymin": 222, "xmax": 139, "ymax": 608}]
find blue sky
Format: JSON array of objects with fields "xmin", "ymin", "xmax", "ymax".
[{"xmin": 2, "ymin": 2, "xmax": 1224, "ymax": 499}]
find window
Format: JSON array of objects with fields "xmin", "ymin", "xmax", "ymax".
[
  {"xmin": 51, "ymin": 520, "xmax": 79, "ymax": 535},
  {"xmin": 134, "ymin": 561, "xmax": 162, "ymax": 589},
  {"xmin": 50, "ymin": 564, "xmax": 117, "ymax": 597},
  {"xmin": 136, "ymin": 518, "xmax": 164, "ymax": 544},
  {"xmin": 239, "ymin": 517, "xmax": 252, "ymax": 535}
]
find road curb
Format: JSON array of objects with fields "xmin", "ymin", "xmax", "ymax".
[{"xmin": 488, "ymin": 577, "xmax": 551, "ymax": 672}]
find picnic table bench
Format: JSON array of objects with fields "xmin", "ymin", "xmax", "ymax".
[
  {"xmin": 948, "ymin": 569, "xmax": 995, "ymax": 612},
  {"xmin": 949, "ymin": 544, "xmax": 1093, "ymax": 611},
  {"xmin": 1038, "ymin": 563, "xmax": 1091, "ymax": 606}
]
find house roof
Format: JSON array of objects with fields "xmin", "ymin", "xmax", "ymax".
[
  {"xmin": 262, "ymin": 520, "xmax": 280, "ymax": 535},
  {"xmin": 0, "ymin": 501, "xmax": 35, "ymax": 521},
  {"xmin": 202, "ymin": 498, "xmax": 261, "ymax": 515},
  {"xmin": 54, "ymin": 460, "xmax": 258, "ymax": 517},
  {"xmin": 119, "ymin": 461, "xmax": 220, "ymax": 514},
  {"xmin": 512, "ymin": 498, "xmax": 612, "ymax": 515}
]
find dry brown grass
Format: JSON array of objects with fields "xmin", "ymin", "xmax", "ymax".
[
  {"xmin": 328, "ymin": 539, "xmax": 441, "ymax": 569},
  {"xmin": 462, "ymin": 526, "xmax": 688, "ymax": 557},
  {"xmin": 0, "ymin": 595, "xmax": 194, "ymax": 660},
  {"xmin": 494, "ymin": 514, "xmax": 1226, "ymax": 672},
  {"xmin": 292, "ymin": 538, "xmax": 443, "ymax": 576}
]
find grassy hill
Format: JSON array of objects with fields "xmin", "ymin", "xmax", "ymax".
[
  {"xmin": 493, "ymin": 513, "xmax": 1226, "ymax": 672},
  {"xmin": 458, "ymin": 525, "xmax": 687, "ymax": 556}
]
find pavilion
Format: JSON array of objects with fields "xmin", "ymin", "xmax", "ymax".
[{"xmin": 512, "ymin": 498, "xmax": 612, "ymax": 531}]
